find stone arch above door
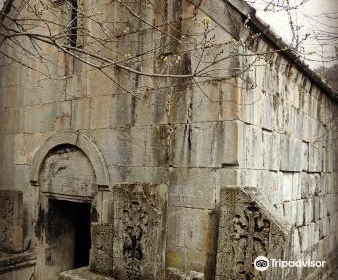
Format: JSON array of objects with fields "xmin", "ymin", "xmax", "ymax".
[{"xmin": 30, "ymin": 131, "xmax": 110, "ymax": 190}]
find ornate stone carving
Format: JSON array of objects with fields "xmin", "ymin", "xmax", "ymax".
[
  {"xmin": 112, "ymin": 183, "xmax": 168, "ymax": 280},
  {"xmin": 122, "ymin": 201, "xmax": 148, "ymax": 275},
  {"xmin": 0, "ymin": 190, "xmax": 23, "ymax": 252},
  {"xmin": 215, "ymin": 187, "xmax": 290, "ymax": 280}
]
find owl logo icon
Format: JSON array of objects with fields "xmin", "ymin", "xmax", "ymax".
[{"xmin": 254, "ymin": 256, "xmax": 269, "ymax": 271}]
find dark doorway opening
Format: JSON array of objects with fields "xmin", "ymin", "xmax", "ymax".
[{"xmin": 47, "ymin": 199, "xmax": 91, "ymax": 272}]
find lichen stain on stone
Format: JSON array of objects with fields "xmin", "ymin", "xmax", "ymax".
[
  {"xmin": 91, "ymin": 206, "xmax": 99, "ymax": 223},
  {"xmin": 152, "ymin": 125, "xmax": 169, "ymax": 166},
  {"xmin": 35, "ymin": 205, "xmax": 45, "ymax": 239},
  {"xmin": 204, "ymin": 210, "xmax": 219, "ymax": 280}
]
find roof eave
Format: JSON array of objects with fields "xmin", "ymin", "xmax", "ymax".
[{"xmin": 226, "ymin": 0, "xmax": 338, "ymax": 101}]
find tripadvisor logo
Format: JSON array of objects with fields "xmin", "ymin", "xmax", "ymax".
[
  {"xmin": 254, "ymin": 256, "xmax": 269, "ymax": 271},
  {"xmin": 253, "ymin": 256, "xmax": 326, "ymax": 271}
]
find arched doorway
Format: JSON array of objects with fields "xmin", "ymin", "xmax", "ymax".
[{"xmin": 30, "ymin": 132, "xmax": 110, "ymax": 280}]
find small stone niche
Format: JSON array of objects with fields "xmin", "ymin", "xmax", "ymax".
[{"xmin": 0, "ymin": 190, "xmax": 24, "ymax": 253}]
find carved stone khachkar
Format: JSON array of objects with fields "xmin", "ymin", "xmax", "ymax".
[
  {"xmin": 0, "ymin": 190, "xmax": 24, "ymax": 252},
  {"xmin": 215, "ymin": 187, "xmax": 291, "ymax": 280},
  {"xmin": 112, "ymin": 183, "xmax": 168, "ymax": 280}
]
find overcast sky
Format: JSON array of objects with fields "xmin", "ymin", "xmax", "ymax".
[{"xmin": 249, "ymin": 0, "xmax": 338, "ymax": 69}]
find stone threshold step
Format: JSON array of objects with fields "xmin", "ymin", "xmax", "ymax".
[{"xmin": 59, "ymin": 267, "xmax": 116, "ymax": 280}]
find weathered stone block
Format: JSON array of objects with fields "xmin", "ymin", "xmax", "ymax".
[
  {"xmin": 4, "ymin": 107, "xmax": 24, "ymax": 134},
  {"xmin": 296, "ymin": 200, "xmax": 304, "ymax": 227},
  {"xmin": 319, "ymin": 196, "xmax": 326, "ymax": 219},
  {"xmin": 280, "ymin": 136, "xmax": 302, "ymax": 171},
  {"xmin": 66, "ymin": 73, "xmax": 88, "ymax": 100},
  {"xmin": 169, "ymin": 121, "xmax": 239, "ymax": 167},
  {"xmin": 319, "ymin": 217, "xmax": 329, "ymax": 239},
  {"xmin": 89, "ymin": 248, "xmax": 114, "ymax": 276},
  {"xmin": 36, "ymin": 78, "xmax": 66, "ymax": 104},
  {"xmin": 262, "ymin": 131, "xmax": 280, "ymax": 170},
  {"xmin": 56, "ymin": 101, "xmax": 71, "ymax": 131},
  {"xmin": 87, "ymin": 68, "xmax": 115, "ymax": 96},
  {"xmin": 4, "ymin": 84, "xmax": 22, "ymax": 108},
  {"xmin": 110, "ymin": 93, "xmax": 135, "ymax": 128},
  {"xmin": 112, "ymin": 183, "xmax": 167, "ymax": 280},
  {"xmin": 216, "ymin": 187, "xmax": 291, "ymax": 280},
  {"xmin": 308, "ymin": 174, "xmax": 316, "ymax": 197},
  {"xmin": 166, "ymin": 267, "xmax": 205, "ymax": 280},
  {"xmin": 71, "ymin": 98, "xmax": 90, "ymax": 130},
  {"xmin": 90, "ymin": 96, "xmax": 112, "ymax": 129},
  {"xmin": 308, "ymin": 143, "xmax": 323, "ymax": 172},
  {"xmin": 261, "ymin": 94, "xmax": 274, "ymax": 131},
  {"xmin": 283, "ymin": 201, "xmax": 297, "ymax": 225},
  {"xmin": 165, "ymin": 245, "xmax": 186, "ymax": 271},
  {"xmin": 91, "ymin": 223, "xmax": 114, "ymax": 253},
  {"xmin": 301, "ymin": 173, "xmax": 309, "ymax": 199},
  {"xmin": 0, "ymin": 190, "xmax": 24, "ymax": 252},
  {"xmin": 190, "ymin": 82, "xmax": 222, "ymax": 123},
  {"xmin": 314, "ymin": 196, "xmax": 320, "ymax": 221},
  {"xmin": 304, "ymin": 198, "xmax": 314, "ymax": 225},
  {"xmin": 169, "ymin": 168, "xmax": 216, "ymax": 209},
  {"xmin": 292, "ymin": 228, "xmax": 301, "ymax": 257},
  {"xmin": 23, "ymin": 103, "xmax": 57, "ymax": 133},
  {"xmin": 166, "ymin": 206, "xmax": 216, "ymax": 271},
  {"xmin": 245, "ymin": 125, "xmax": 263, "ymax": 169},
  {"xmin": 108, "ymin": 166, "xmax": 169, "ymax": 188},
  {"xmin": 310, "ymin": 222, "xmax": 319, "ymax": 247},
  {"xmin": 292, "ymin": 173, "xmax": 301, "ymax": 200},
  {"xmin": 89, "ymin": 127, "xmax": 146, "ymax": 167},
  {"xmin": 298, "ymin": 226, "xmax": 309, "ymax": 252},
  {"xmin": 262, "ymin": 171, "xmax": 283, "ymax": 205},
  {"xmin": 282, "ymin": 172, "xmax": 293, "ymax": 202},
  {"xmin": 60, "ymin": 267, "xmax": 116, "ymax": 280},
  {"xmin": 185, "ymin": 247, "xmax": 214, "ymax": 276},
  {"xmin": 144, "ymin": 125, "xmax": 169, "ymax": 167},
  {"xmin": 302, "ymin": 142, "xmax": 309, "ymax": 171},
  {"xmin": 329, "ymin": 213, "xmax": 337, "ymax": 234}
]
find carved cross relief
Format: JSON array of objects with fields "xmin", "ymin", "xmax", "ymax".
[{"xmin": 216, "ymin": 187, "xmax": 288, "ymax": 280}]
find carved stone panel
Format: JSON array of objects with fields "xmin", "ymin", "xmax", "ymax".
[
  {"xmin": 112, "ymin": 183, "xmax": 168, "ymax": 280},
  {"xmin": 39, "ymin": 145, "xmax": 97, "ymax": 198},
  {"xmin": 0, "ymin": 190, "xmax": 23, "ymax": 252},
  {"xmin": 215, "ymin": 187, "xmax": 290, "ymax": 280}
]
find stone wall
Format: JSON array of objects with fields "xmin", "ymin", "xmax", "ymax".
[
  {"xmin": 233, "ymin": 14, "xmax": 338, "ymax": 279},
  {"xmin": 0, "ymin": 0, "xmax": 337, "ymax": 279}
]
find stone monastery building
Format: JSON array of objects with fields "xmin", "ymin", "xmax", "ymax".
[{"xmin": 0, "ymin": 0, "xmax": 337, "ymax": 279}]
